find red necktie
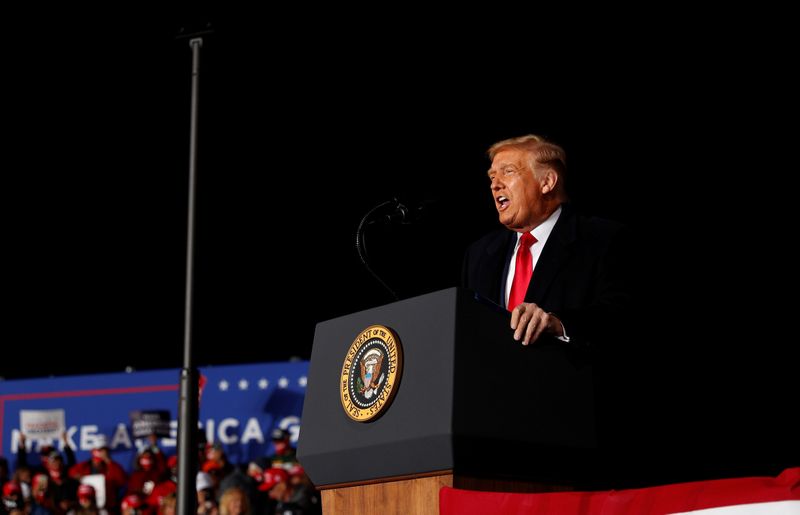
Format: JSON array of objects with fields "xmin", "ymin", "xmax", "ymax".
[{"xmin": 508, "ymin": 232, "xmax": 537, "ymax": 311}]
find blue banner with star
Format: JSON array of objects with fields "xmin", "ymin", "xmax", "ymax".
[{"xmin": 0, "ymin": 361, "xmax": 308, "ymax": 471}]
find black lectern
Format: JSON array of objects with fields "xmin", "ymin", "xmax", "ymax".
[{"xmin": 298, "ymin": 288, "xmax": 595, "ymax": 513}]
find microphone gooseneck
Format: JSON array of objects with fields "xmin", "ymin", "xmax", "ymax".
[{"xmin": 356, "ymin": 199, "xmax": 401, "ymax": 301}]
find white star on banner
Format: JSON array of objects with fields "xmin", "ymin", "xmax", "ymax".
[
  {"xmin": 298, "ymin": 376, "xmax": 307, "ymax": 387},
  {"xmin": 278, "ymin": 377, "xmax": 289, "ymax": 389},
  {"xmin": 238, "ymin": 379, "xmax": 249, "ymax": 391},
  {"xmin": 219, "ymin": 380, "xmax": 229, "ymax": 391},
  {"xmin": 258, "ymin": 378, "xmax": 269, "ymax": 390}
]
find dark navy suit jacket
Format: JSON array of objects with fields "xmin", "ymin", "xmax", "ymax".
[{"xmin": 462, "ymin": 203, "xmax": 631, "ymax": 347}]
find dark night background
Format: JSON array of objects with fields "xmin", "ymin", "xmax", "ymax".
[{"xmin": 3, "ymin": 15, "xmax": 797, "ymax": 483}]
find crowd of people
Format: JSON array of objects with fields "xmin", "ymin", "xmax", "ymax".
[{"xmin": 1, "ymin": 429, "xmax": 319, "ymax": 515}]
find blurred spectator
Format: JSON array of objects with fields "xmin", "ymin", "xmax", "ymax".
[
  {"xmin": 2, "ymin": 481, "xmax": 23, "ymax": 514},
  {"xmin": 17, "ymin": 435, "xmax": 53, "ymax": 477},
  {"xmin": 146, "ymin": 456, "xmax": 176, "ymax": 512},
  {"xmin": 42, "ymin": 450, "xmax": 79, "ymax": 513},
  {"xmin": 232, "ymin": 457, "xmax": 270, "ymax": 513},
  {"xmin": 259, "ymin": 467, "xmax": 317, "ymax": 515},
  {"xmin": 156, "ymin": 493, "xmax": 175, "ymax": 515},
  {"xmin": 244, "ymin": 458, "xmax": 266, "ymax": 485},
  {"xmin": 216, "ymin": 457, "xmax": 257, "ymax": 508},
  {"xmin": 2, "ymin": 482, "xmax": 21, "ymax": 498},
  {"xmin": 136, "ymin": 434, "xmax": 167, "ymax": 475},
  {"xmin": 16, "ymin": 430, "xmax": 78, "ymax": 512},
  {"xmin": 258, "ymin": 468, "xmax": 287, "ymax": 504},
  {"xmin": 268, "ymin": 429, "xmax": 295, "ymax": 469},
  {"xmin": 11, "ymin": 467, "xmax": 31, "ymax": 503},
  {"xmin": 287, "ymin": 464, "xmax": 320, "ymax": 515},
  {"xmin": 217, "ymin": 487, "xmax": 247, "ymax": 515},
  {"xmin": 1, "ymin": 495, "xmax": 24, "ymax": 515},
  {"xmin": 66, "ymin": 484, "xmax": 108, "ymax": 515},
  {"xmin": 68, "ymin": 437, "xmax": 126, "ymax": 512},
  {"xmin": 200, "ymin": 444, "xmax": 232, "ymax": 496},
  {"xmin": 127, "ymin": 449, "xmax": 166, "ymax": 498},
  {"xmin": 120, "ymin": 494, "xmax": 143, "ymax": 515},
  {"xmin": 196, "ymin": 472, "xmax": 218, "ymax": 515},
  {"xmin": 1, "ymin": 499, "xmax": 25, "ymax": 515},
  {"xmin": 201, "ymin": 444, "xmax": 230, "ymax": 475},
  {"xmin": 17, "ymin": 432, "xmax": 76, "ymax": 478},
  {"xmin": 29, "ymin": 473, "xmax": 56, "ymax": 515}
]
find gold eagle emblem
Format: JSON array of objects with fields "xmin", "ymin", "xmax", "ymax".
[{"xmin": 359, "ymin": 349, "xmax": 384, "ymax": 394}]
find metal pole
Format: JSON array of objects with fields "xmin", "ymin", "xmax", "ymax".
[{"xmin": 176, "ymin": 36, "xmax": 203, "ymax": 515}]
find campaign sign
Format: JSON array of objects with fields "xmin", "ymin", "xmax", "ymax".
[
  {"xmin": 20, "ymin": 409, "xmax": 65, "ymax": 440},
  {"xmin": 0, "ymin": 361, "xmax": 308, "ymax": 472},
  {"xmin": 130, "ymin": 410, "xmax": 170, "ymax": 438}
]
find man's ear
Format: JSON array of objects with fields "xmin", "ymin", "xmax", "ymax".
[{"xmin": 541, "ymin": 169, "xmax": 558, "ymax": 194}]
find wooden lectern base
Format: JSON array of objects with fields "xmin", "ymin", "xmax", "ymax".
[
  {"xmin": 322, "ymin": 472, "xmax": 452, "ymax": 515},
  {"xmin": 320, "ymin": 471, "xmax": 573, "ymax": 514}
]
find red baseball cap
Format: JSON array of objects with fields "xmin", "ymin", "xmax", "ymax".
[
  {"xmin": 77, "ymin": 484, "xmax": 96, "ymax": 500},
  {"xmin": 201, "ymin": 460, "xmax": 223, "ymax": 474},
  {"xmin": 2, "ymin": 482, "xmax": 21, "ymax": 497},
  {"xmin": 258, "ymin": 467, "xmax": 288, "ymax": 491},
  {"xmin": 121, "ymin": 494, "xmax": 143, "ymax": 510}
]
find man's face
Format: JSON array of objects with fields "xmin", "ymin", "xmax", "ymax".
[
  {"xmin": 247, "ymin": 463, "xmax": 263, "ymax": 482},
  {"xmin": 139, "ymin": 453, "xmax": 154, "ymax": 471},
  {"xmin": 206, "ymin": 447, "xmax": 222, "ymax": 462},
  {"xmin": 91, "ymin": 448, "xmax": 108, "ymax": 464},
  {"xmin": 273, "ymin": 439, "xmax": 289, "ymax": 454},
  {"xmin": 268, "ymin": 481, "xmax": 287, "ymax": 501},
  {"xmin": 488, "ymin": 148, "xmax": 548, "ymax": 231},
  {"xmin": 47, "ymin": 456, "xmax": 62, "ymax": 472}
]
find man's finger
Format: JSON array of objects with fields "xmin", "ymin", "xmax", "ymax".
[
  {"xmin": 510, "ymin": 304, "xmax": 523, "ymax": 330},
  {"xmin": 522, "ymin": 316, "xmax": 539, "ymax": 345},
  {"xmin": 515, "ymin": 311, "xmax": 533, "ymax": 340}
]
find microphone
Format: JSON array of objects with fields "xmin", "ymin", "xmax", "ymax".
[
  {"xmin": 379, "ymin": 201, "xmax": 409, "ymax": 224},
  {"xmin": 376, "ymin": 199, "xmax": 428, "ymax": 225}
]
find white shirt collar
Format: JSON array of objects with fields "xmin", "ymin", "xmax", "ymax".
[{"xmin": 515, "ymin": 205, "xmax": 562, "ymax": 247}]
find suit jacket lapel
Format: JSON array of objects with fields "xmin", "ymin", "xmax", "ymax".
[
  {"xmin": 484, "ymin": 230, "xmax": 515, "ymax": 305},
  {"xmin": 526, "ymin": 205, "xmax": 577, "ymax": 305}
]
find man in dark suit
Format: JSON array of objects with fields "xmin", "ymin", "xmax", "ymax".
[{"xmin": 462, "ymin": 134, "xmax": 631, "ymax": 348}]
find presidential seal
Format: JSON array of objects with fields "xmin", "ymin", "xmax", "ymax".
[{"xmin": 340, "ymin": 325, "xmax": 403, "ymax": 422}]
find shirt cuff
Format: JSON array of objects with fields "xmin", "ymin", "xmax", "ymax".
[{"xmin": 549, "ymin": 312, "xmax": 570, "ymax": 343}]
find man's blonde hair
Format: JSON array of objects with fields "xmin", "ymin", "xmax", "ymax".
[{"xmin": 488, "ymin": 134, "xmax": 567, "ymax": 178}]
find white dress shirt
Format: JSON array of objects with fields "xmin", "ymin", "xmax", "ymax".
[
  {"xmin": 504, "ymin": 205, "xmax": 562, "ymax": 308},
  {"xmin": 504, "ymin": 206, "xmax": 570, "ymax": 342}
]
